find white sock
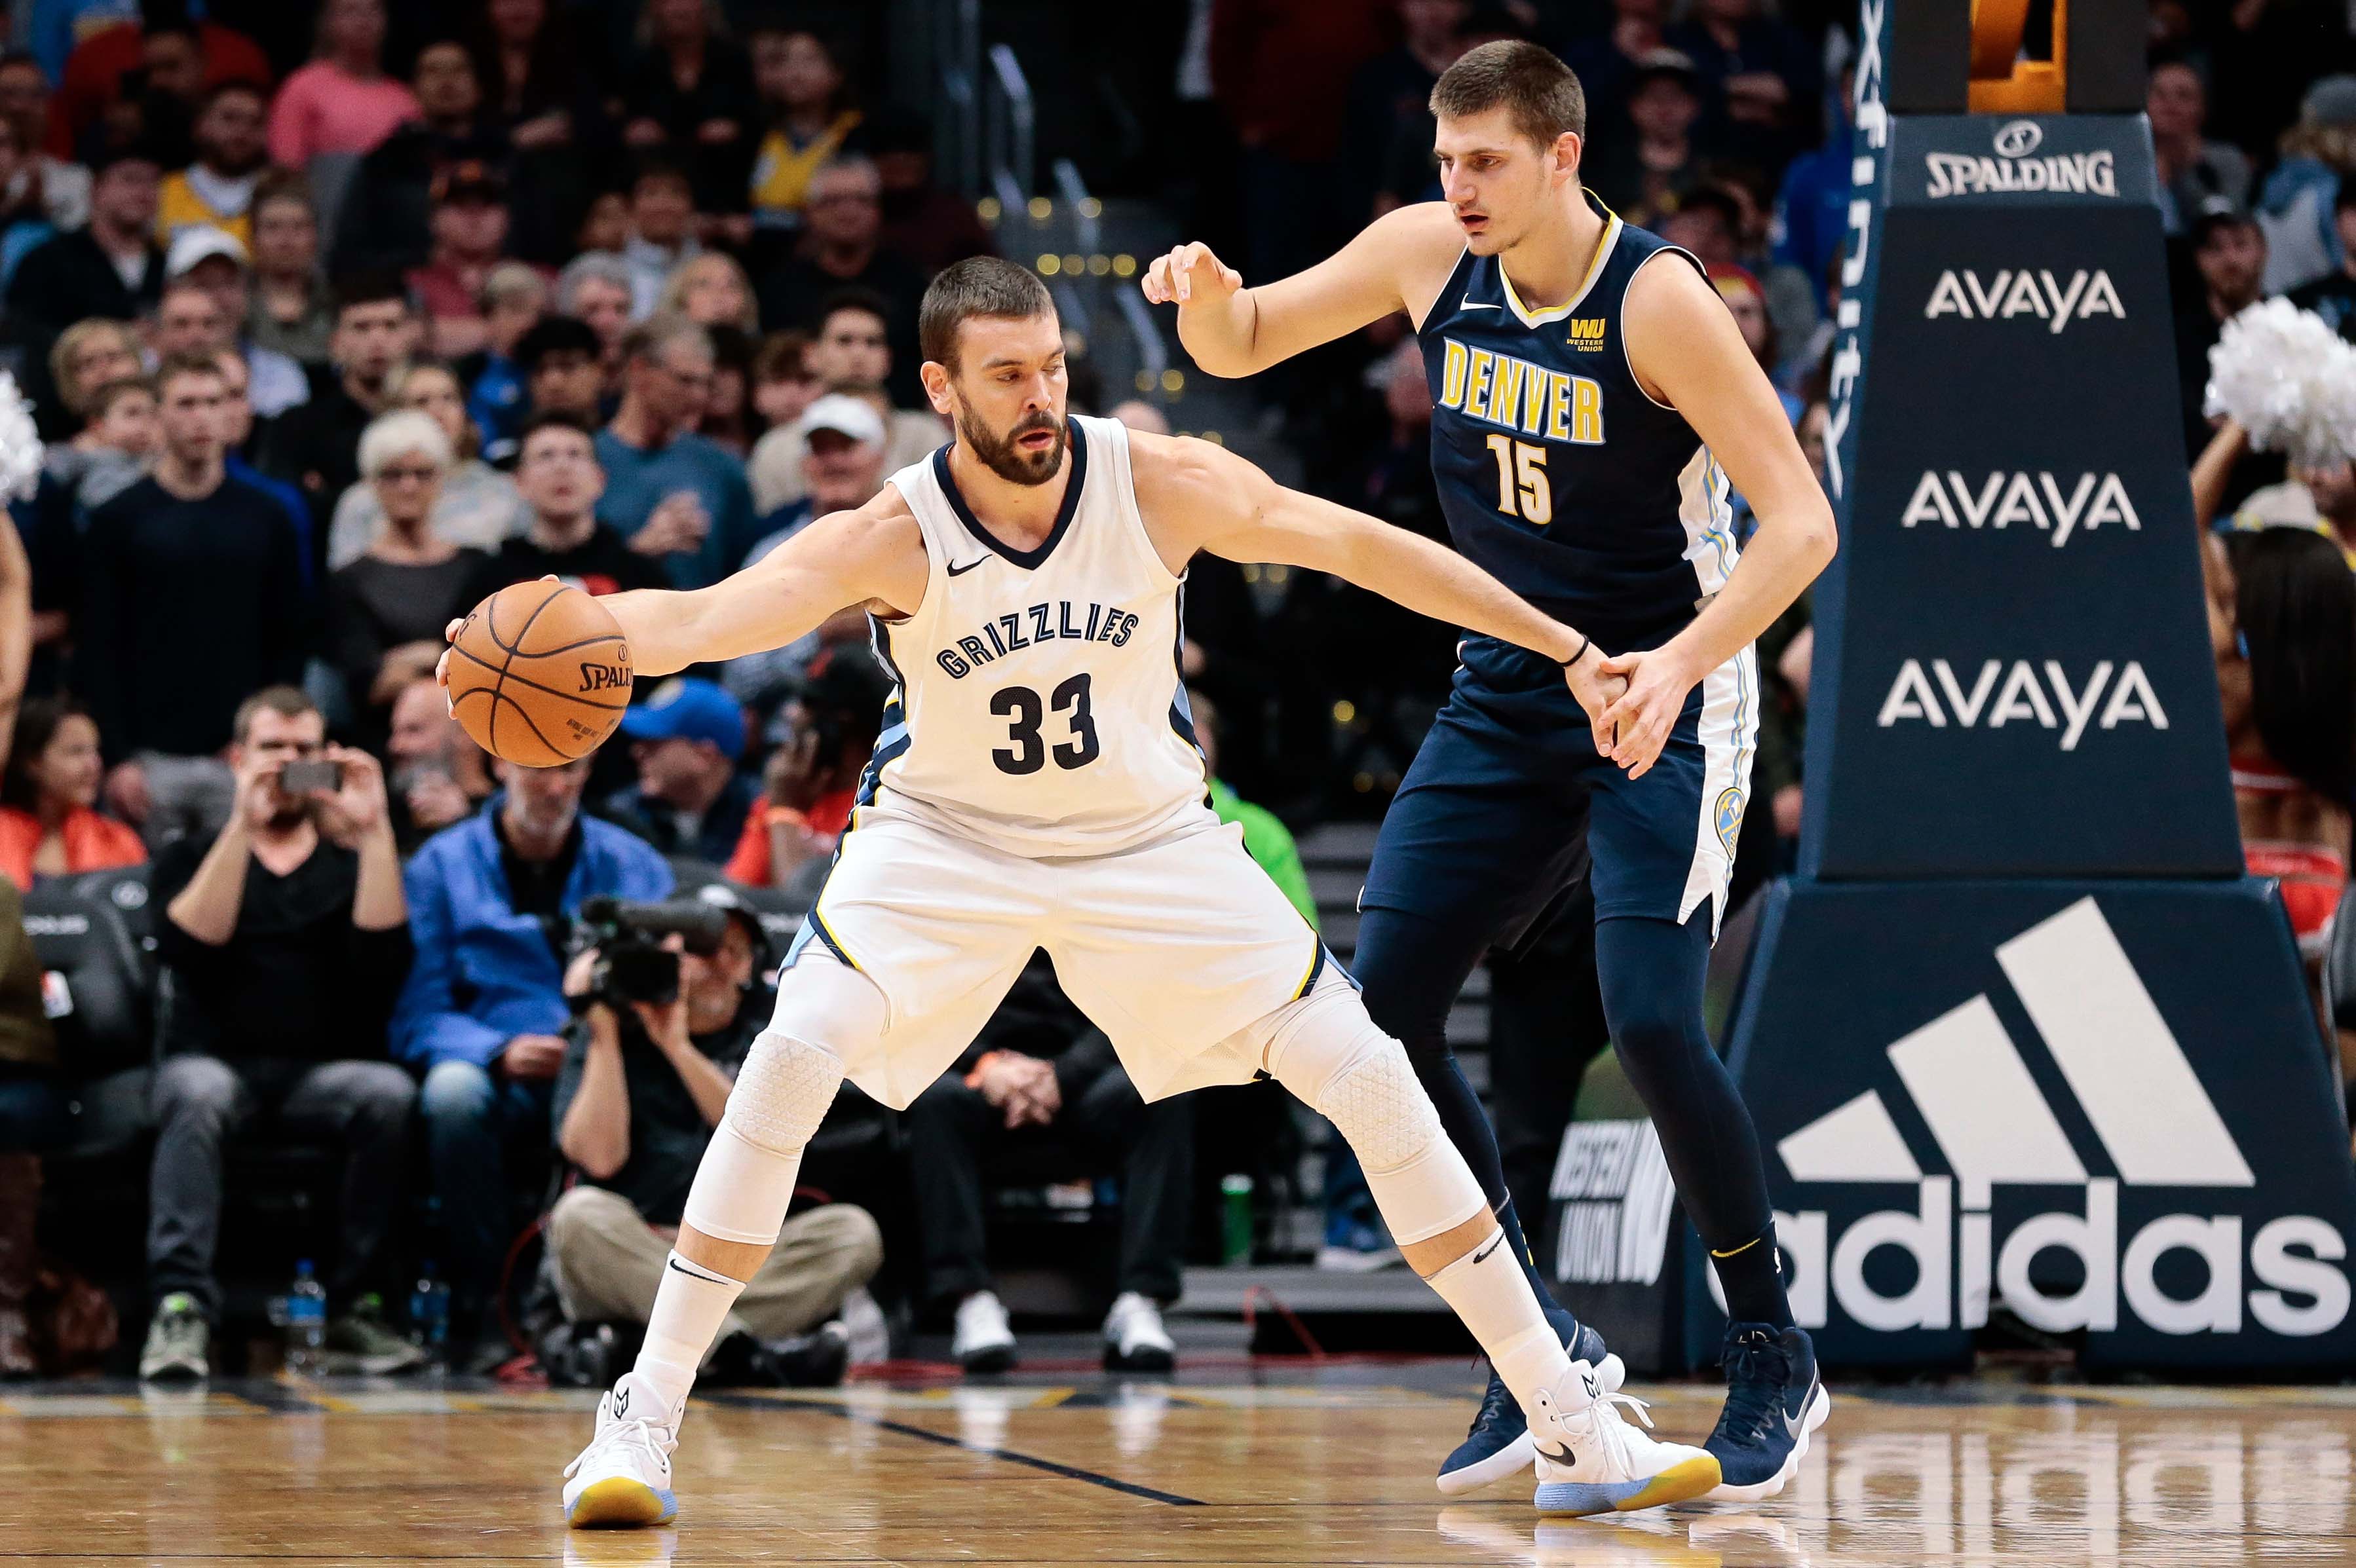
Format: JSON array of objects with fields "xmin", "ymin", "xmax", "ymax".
[
  {"xmin": 1424, "ymin": 1229, "xmax": 1574, "ymax": 1425},
  {"xmin": 631, "ymin": 1251, "xmax": 746, "ymax": 1419}
]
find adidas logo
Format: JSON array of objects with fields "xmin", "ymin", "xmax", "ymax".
[{"xmin": 1760, "ymin": 898, "xmax": 2350, "ymax": 1339}]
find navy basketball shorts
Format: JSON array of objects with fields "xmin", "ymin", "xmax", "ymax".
[{"xmin": 1359, "ymin": 637, "xmax": 1760, "ymax": 948}]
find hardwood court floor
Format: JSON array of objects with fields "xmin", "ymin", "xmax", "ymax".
[{"xmin": 4, "ymin": 1361, "xmax": 2355, "ymax": 1565}]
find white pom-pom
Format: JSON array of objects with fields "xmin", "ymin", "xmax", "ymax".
[
  {"xmin": 2205, "ymin": 297, "xmax": 2356, "ymax": 470},
  {"xmin": 0, "ymin": 371, "xmax": 40, "ymax": 504}
]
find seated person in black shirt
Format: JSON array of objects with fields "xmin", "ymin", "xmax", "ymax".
[
  {"xmin": 906, "ymin": 954, "xmax": 1191, "ymax": 1375},
  {"xmin": 474, "ymin": 412, "xmax": 667, "ymax": 599},
  {"xmin": 546, "ymin": 890, "xmax": 880, "ymax": 1386},
  {"xmin": 600, "ymin": 677, "xmax": 759, "ymax": 866},
  {"xmin": 137, "ymin": 687, "xmax": 421, "ymax": 1383}
]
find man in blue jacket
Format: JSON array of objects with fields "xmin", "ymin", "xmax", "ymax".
[{"xmin": 393, "ymin": 755, "xmax": 672, "ymax": 1370}]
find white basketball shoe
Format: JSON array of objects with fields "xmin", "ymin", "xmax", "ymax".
[
  {"xmin": 1529, "ymin": 1360, "xmax": 1722, "ymax": 1516},
  {"xmin": 563, "ymin": 1373, "xmax": 680, "ymax": 1529}
]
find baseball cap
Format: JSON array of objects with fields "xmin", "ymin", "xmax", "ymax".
[
  {"xmin": 432, "ymin": 159, "xmax": 508, "ymax": 205},
  {"xmin": 618, "ymin": 677, "xmax": 746, "ymax": 759},
  {"xmin": 166, "ymin": 224, "xmax": 248, "ymax": 280},
  {"xmin": 799, "ymin": 392, "xmax": 886, "ymax": 447},
  {"xmin": 1631, "ymin": 48, "xmax": 1700, "ymax": 90},
  {"xmin": 2190, "ymin": 192, "xmax": 2256, "ymax": 242},
  {"xmin": 685, "ymin": 879, "xmax": 776, "ymax": 970}
]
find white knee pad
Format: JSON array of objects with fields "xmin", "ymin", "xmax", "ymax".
[
  {"xmin": 681, "ymin": 956, "xmax": 881, "ymax": 1245},
  {"xmin": 1262, "ymin": 976, "xmax": 1487, "ymax": 1245}
]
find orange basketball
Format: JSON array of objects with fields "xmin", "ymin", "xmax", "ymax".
[{"xmin": 446, "ymin": 580, "xmax": 634, "ymax": 766}]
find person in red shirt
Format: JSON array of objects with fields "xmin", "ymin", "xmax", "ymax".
[
  {"xmin": 0, "ymin": 696, "xmax": 145, "ymax": 889},
  {"xmin": 51, "ymin": 16, "xmax": 271, "ymax": 162},
  {"xmin": 722, "ymin": 649, "xmax": 888, "ymax": 895}
]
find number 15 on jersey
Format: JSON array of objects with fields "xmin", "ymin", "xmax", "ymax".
[{"xmin": 1484, "ymin": 434, "xmax": 1552, "ymax": 525}]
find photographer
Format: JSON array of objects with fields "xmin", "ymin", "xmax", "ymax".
[
  {"xmin": 546, "ymin": 891, "xmax": 880, "ymax": 1386},
  {"xmin": 138, "ymin": 687, "xmax": 420, "ymax": 1381}
]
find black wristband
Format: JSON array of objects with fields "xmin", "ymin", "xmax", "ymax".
[{"xmin": 1559, "ymin": 635, "xmax": 1591, "ymax": 669}]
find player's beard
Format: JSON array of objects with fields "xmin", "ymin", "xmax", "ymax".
[{"xmin": 957, "ymin": 403, "xmax": 1065, "ymax": 486}]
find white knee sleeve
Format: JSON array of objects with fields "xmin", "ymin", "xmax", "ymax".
[
  {"xmin": 1262, "ymin": 976, "xmax": 1487, "ymax": 1245},
  {"xmin": 681, "ymin": 956, "xmax": 881, "ymax": 1245}
]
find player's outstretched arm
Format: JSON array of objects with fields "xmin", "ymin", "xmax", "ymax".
[
  {"xmin": 1130, "ymin": 430, "xmax": 1624, "ymax": 738},
  {"xmin": 1599, "ymin": 257, "xmax": 1840, "ymax": 777},
  {"xmin": 1141, "ymin": 204, "xmax": 1464, "ymax": 378},
  {"xmin": 600, "ymin": 500, "xmax": 926, "ymax": 675}
]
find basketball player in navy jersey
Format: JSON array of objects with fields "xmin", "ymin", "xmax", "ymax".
[{"xmin": 1147, "ymin": 41, "xmax": 1836, "ymax": 1501}]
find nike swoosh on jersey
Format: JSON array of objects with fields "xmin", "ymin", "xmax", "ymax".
[
  {"xmin": 1459, "ymin": 301, "xmax": 1500, "ymax": 310},
  {"xmin": 947, "ymin": 557, "xmax": 988, "ymax": 576}
]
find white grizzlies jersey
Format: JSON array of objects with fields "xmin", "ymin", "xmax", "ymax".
[{"xmin": 862, "ymin": 415, "xmax": 1215, "ymax": 855}]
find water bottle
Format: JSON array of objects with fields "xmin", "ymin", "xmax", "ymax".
[
  {"xmin": 408, "ymin": 1260, "xmax": 450, "ymax": 1356},
  {"xmin": 1219, "ymin": 1174, "xmax": 1255, "ymax": 1265},
  {"xmin": 285, "ymin": 1260, "xmax": 327, "ymax": 1375}
]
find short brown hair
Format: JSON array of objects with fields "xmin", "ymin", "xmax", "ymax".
[
  {"xmin": 919, "ymin": 256, "xmax": 1054, "ymax": 371},
  {"xmin": 86, "ymin": 375, "xmax": 155, "ymax": 418},
  {"xmin": 155, "ymin": 352, "xmax": 227, "ymax": 395},
  {"xmin": 232, "ymin": 685, "xmax": 319, "ymax": 745},
  {"xmin": 754, "ymin": 328, "xmax": 812, "ymax": 384},
  {"xmin": 1430, "ymin": 39, "xmax": 1587, "ymax": 146}
]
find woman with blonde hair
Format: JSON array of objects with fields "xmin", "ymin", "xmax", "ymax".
[
  {"xmin": 658, "ymin": 251, "xmax": 759, "ymax": 333},
  {"xmin": 326, "ymin": 362, "xmax": 527, "ymax": 567},
  {"xmin": 45, "ymin": 320, "xmax": 141, "ymax": 426}
]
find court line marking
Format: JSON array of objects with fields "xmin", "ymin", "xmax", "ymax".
[{"xmin": 702, "ymin": 1391, "xmax": 1206, "ymax": 1506}]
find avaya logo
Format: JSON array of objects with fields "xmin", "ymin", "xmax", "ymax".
[
  {"xmin": 1899, "ymin": 470, "xmax": 2139, "ymax": 546},
  {"xmin": 1765, "ymin": 899, "xmax": 2349, "ymax": 1339},
  {"xmin": 1924, "ymin": 269, "xmax": 2124, "ymax": 333},
  {"xmin": 1877, "ymin": 658, "xmax": 2167, "ymax": 750}
]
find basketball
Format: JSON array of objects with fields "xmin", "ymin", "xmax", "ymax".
[{"xmin": 445, "ymin": 580, "xmax": 633, "ymax": 767}]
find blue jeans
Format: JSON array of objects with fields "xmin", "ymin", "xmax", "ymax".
[{"xmin": 419, "ymin": 1060, "xmax": 552, "ymax": 1329}]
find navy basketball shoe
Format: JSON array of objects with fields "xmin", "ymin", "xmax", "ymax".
[
  {"xmin": 1703, "ymin": 1322, "xmax": 1831, "ymax": 1501},
  {"xmin": 1435, "ymin": 1307, "xmax": 1623, "ymax": 1495}
]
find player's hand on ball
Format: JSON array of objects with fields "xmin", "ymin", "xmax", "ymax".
[
  {"xmin": 1143, "ymin": 240, "xmax": 1242, "ymax": 306},
  {"xmin": 1596, "ymin": 647, "xmax": 1703, "ymax": 779}
]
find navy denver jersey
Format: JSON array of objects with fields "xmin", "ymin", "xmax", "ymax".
[{"xmin": 1416, "ymin": 193, "xmax": 1737, "ymax": 654}]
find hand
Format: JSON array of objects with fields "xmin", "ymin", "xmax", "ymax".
[
  {"xmin": 1595, "ymin": 646, "xmax": 1705, "ymax": 779},
  {"xmin": 229, "ymin": 745, "xmax": 281, "ymax": 828},
  {"xmin": 1772, "ymin": 783, "xmax": 1804, "ymax": 839},
  {"xmin": 561, "ymin": 947, "xmax": 601, "ymax": 999},
  {"xmin": 313, "ymin": 745, "xmax": 389, "ymax": 845},
  {"xmin": 630, "ymin": 996, "xmax": 694, "ymax": 1055},
  {"xmin": 1141, "ymin": 240, "xmax": 1243, "ymax": 307},
  {"xmin": 1180, "ymin": 639, "xmax": 1207, "ymax": 679},
  {"xmin": 104, "ymin": 760, "xmax": 151, "ymax": 823},
  {"xmin": 763, "ymin": 728, "xmax": 830, "ymax": 812},
  {"xmin": 405, "ymin": 771, "xmax": 472, "ymax": 832},
  {"xmin": 1008, "ymin": 1060, "xmax": 1061, "ymax": 1128},
  {"xmin": 1561, "ymin": 645, "xmax": 1628, "ymax": 759},
  {"xmin": 630, "ymin": 493, "xmax": 710, "ymax": 557},
  {"xmin": 976, "ymin": 1052, "xmax": 1054, "ymax": 1127},
  {"xmin": 499, "ymin": 1034, "xmax": 568, "ymax": 1080}
]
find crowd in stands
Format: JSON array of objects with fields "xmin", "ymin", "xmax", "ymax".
[{"xmin": 0, "ymin": 0, "xmax": 2347, "ymax": 1383}]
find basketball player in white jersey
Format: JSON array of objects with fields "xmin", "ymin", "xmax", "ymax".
[{"xmin": 503, "ymin": 257, "xmax": 1724, "ymax": 1528}]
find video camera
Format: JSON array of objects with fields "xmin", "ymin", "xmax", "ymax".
[{"xmin": 574, "ymin": 897, "xmax": 731, "ymax": 1009}]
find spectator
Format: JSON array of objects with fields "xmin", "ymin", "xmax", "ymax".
[
  {"xmin": 744, "ymin": 392, "xmax": 887, "ymax": 555},
  {"xmin": 256, "ymin": 270, "xmax": 417, "ymax": 537},
  {"xmin": 323, "ymin": 362, "xmax": 525, "ymax": 564},
  {"xmin": 1342, "ymin": 0, "xmax": 1472, "ymax": 222},
  {"xmin": 697, "ymin": 322, "xmax": 757, "ymax": 457},
  {"xmin": 620, "ymin": 0, "xmax": 757, "ymax": 217},
  {"xmin": 326, "ymin": 409, "xmax": 493, "ymax": 742},
  {"xmin": 45, "ymin": 320, "xmax": 143, "ymax": 432},
  {"xmin": 869, "ymin": 107, "xmax": 994, "ymax": 278},
  {"xmin": 79, "ymin": 354, "xmax": 305, "ymax": 843},
  {"xmin": 615, "ymin": 159, "xmax": 701, "ymax": 320},
  {"xmin": 906, "ymin": 954, "xmax": 1188, "ymax": 1374},
  {"xmin": 548, "ymin": 886, "xmax": 879, "ymax": 1387},
  {"xmin": 209, "ymin": 347, "xmax": 313, "ymax": 555},
  {"xmin": 332, "ymin": 37, "xmax": 510, "ymax": 277},
  {"xmin": 0, "ymin": 696, "xmax": 145, "ymax": 887},
  {"xmin": 1559, "ymin": 0, "xmax": 1669, "ymax": 147},
  {"xmin": 155, "ymin": 79, "xmax": 268, "ymax": 248},
  {"xmin": 753, "ymin": 156, "xmax": 928, "ymax": 406},
  {"xmin": 1665, "ymin": 0, "xmax": 1817, "ymax": 170},
  {"xmin": 1767, "ymin": 61, "xmax": 1850, "ymax": 326},
  {"xmin": 2289, "ymin": 185, "xmax": 2356, "ymax": 341},
  {"xmin": 157, "ymin": 231, "xmax": 311, "ymax": 417},
  {"xmin": 245, "ymin": 174, "xmax": 333, "ymax": 365},
  {"xmin": 459, "ymin": 261, "xmax": 548, "ymax": 465},
  {"xmin": 266, "ymin": 0, "xmax": 420, "ymax": 169},
  {"xmin": 749, "ymin": 290, "xmax": 947, "ymax": 513},
  {"xmin": 2256, "ymin": 76, "xmax": 2356, "ymax": 295},
  {"xmin": 387, "ymin": 675, "xmax": 492, "ymax": 851},
  {"xmin": 1661, "ymin": 185, "xmax": 1743, "ymax": 269},
  {"xmin": 0, "ymin": 52, "xmax": 89, "ymax": 231},
  {"xmin": 1589, "ymin": 49, "xmax": 1706, "ymax": 228},
  {"xmin": 0, "ymin": 872, "xmax": 56, "ymax": 1375},
  {"xmin": 480, "ymin": 411, "xmax": 666, "ymax": 597},
  {"xmin": 470, "ymin": 0, "xmax": 592, "ymax": 149},
  {"xmin": 553, "ymin": 251, "xmax": 636, "ymax": 388},
  {"xmin": 406, "ymin": 162, "xmax": 523, "ymax": 360},
  {"xmin": 601, "ymin": 677, "xmax": 756, "ymax": 866},
  {"xmin": 746, "ymin": 23, "xmax": 864, "ymax": 234},
  {"xmin": 750, "ymin": 327, "xmax": 820, "ymax": 432},
  {"xmin": 51, "ymin": 14, "xmax": 270, "ymax": 164},
  {"xmin": 138, "ymin": 686, "xmax": 420, "ymax": 1381},
  {"xmin": 392, "ymin": 749, "xmax": 672, "ymax": 1370},
  {"xmin": 514, "ymin": 313, "xmax": 608, "ymax": 427},
  {"xmin": 658, "ymin": 250, "xmax": 758, "ymax": 335},
  {"xmin": 0, "ymin": 113, "xmax": 58, "ymax": 291},
  {"xmin": 2176, "ymin": 198, "xmax": 2269, "ymax": 455},
  {"xmin": 42, "ymin": 373, "xmax": 153, "ymax": 515},
  {"xmin": 594, "ymin": 312, "xmax": 757, "ymax": 588},
  {"xmin": 5, "ymin": 143, "xmax": 165, "ymax": 438},
  {"xmin": 2151, "ymin": 60, "xmax": 2253, "ymax": 238},
  {"xmin": 722, "ymin": 645, "xmax": 888, "ymax": 897}
]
